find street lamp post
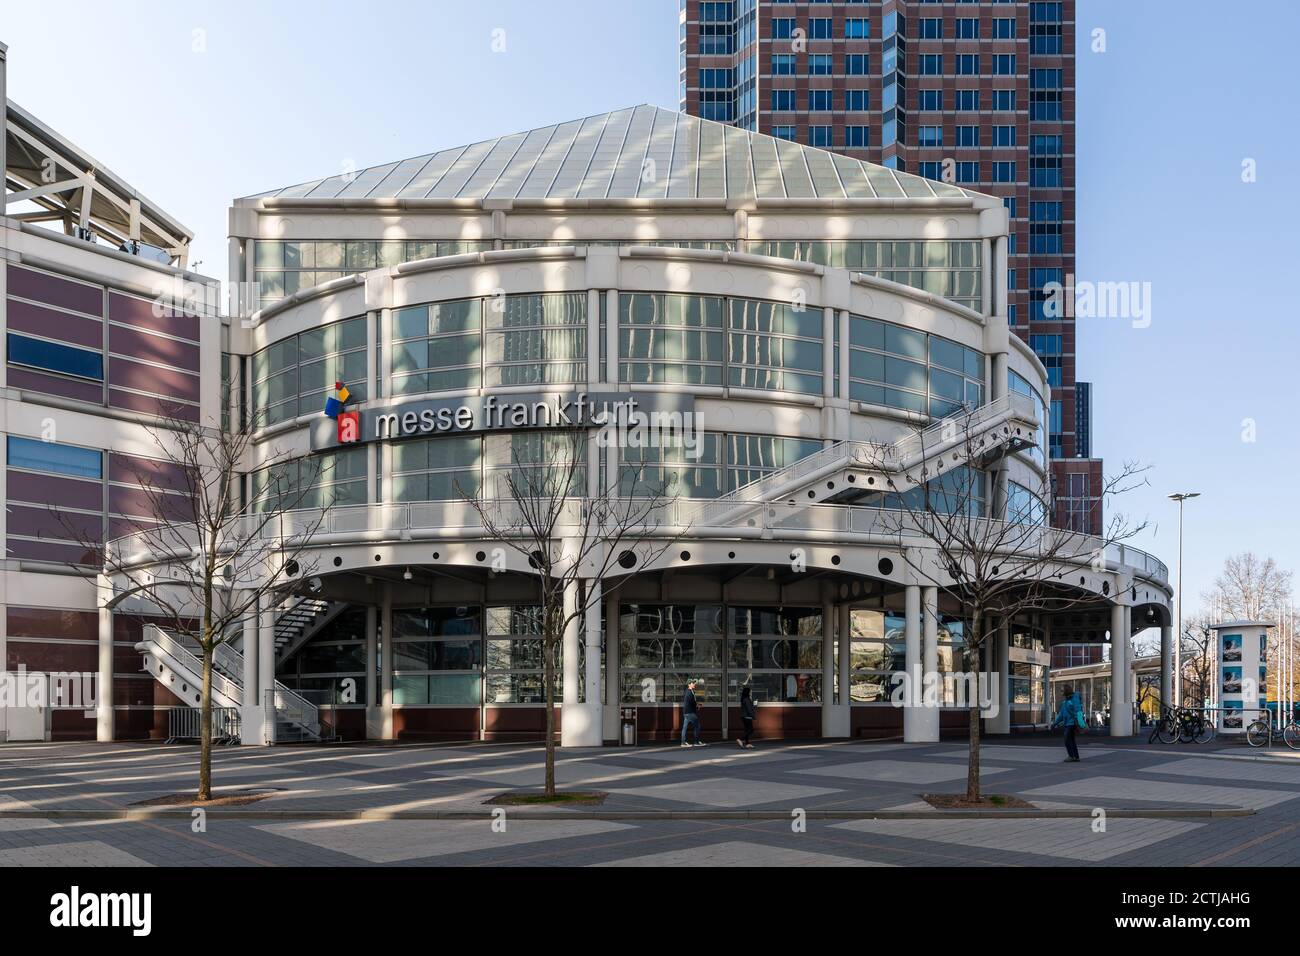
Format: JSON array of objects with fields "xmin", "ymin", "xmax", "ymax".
[{"xmin": 1167, "ymin": 492, "xmax": 1201, "ymax": 708}]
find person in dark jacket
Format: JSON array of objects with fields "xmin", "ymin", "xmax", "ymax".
[
  {"xmin": 1052, "ymin": 685, "xmax": 1082, "ymax": 762},
  {"xmin": 738, "ymin": 685, "xmax": 756, "ymax": 749},
  {"xmin": 681, "ymin": 679, "xmax": 705, "ymax": 747}
]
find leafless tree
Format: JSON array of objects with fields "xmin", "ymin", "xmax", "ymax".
[
  {"xmin": 1205, "ymin": 553, "xmax": 1293, "ymax": 623},
  {"xmin": 462, "ymin": 430, "xmax": 684, "ymax": 797},
  {"xmin": 860, "ymin": 406, "xmax": 1150, "ymax": 802},
  {"xmin": 61, "ymin": 400, "xmax": 324, "ymax": 800},
  {"xmin": 1177, "ymin": 613, "xmax": 1216, "ymax": 710}
]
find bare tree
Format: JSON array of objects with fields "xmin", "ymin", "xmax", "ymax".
[
  {"xmin": 1177, "ymin": 613, "xmax": 1216, "ymax": 710},
  {"xmin": 861, "ymin": 407, "xmax": 1150, "ymax": 802},
  {"xmin": 64, "ymin": 400, "xmax": 324, "ymax": 801},
  {"xmin": 1206, "ymin": 553, "xmax": 1293, "ymax": 623},
  {"xmin": 462, "ymin": 430, "xmax": 683, "ymax": 798}
]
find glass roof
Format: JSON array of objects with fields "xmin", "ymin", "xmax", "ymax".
[{"xmin": 243, "ymin": 105, "xmax": 986, "ymax": 204}]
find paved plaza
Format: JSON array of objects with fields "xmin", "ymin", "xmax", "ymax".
[{"xmin": 0, "ymin": 735, "xmax": 1296, "ymax": 866}]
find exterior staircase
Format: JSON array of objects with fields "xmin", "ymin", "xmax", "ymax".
[
  {"xmin": 273, "ymin": 597, "xmax": 348, "ymax": 665},
  {"xmin": 135, "ymin": 624, "xmax": 324, "ymax": 743},
  {"xmin": 714, "ymin": 392, "xmax": 1039, "ymax": 508}
]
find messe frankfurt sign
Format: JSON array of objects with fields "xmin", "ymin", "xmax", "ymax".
[{"xmin": 310, "ymin": 391, "xmax": 697, "ymax": 450}]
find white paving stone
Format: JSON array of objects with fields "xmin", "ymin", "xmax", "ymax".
[
  {"xmin": 0, "ymin": 840, "xmax": 153, "ymax": 866},
  {"xmin": 1023, "ymin": 775, "xmax": 1295, "ymax": 810},
  {"xmin": 792, "ymin": 759, "xmax": 1013, "ymax": 785},
  {"xmin": 615, "ymin": 775, "xmax": 840, "ymax": 807},
  {"xmin": 256, "ymin": 819, "xmax": 633, "ymax": 863},
  {"xmin": 833, "ymin": 817, "xmax": 1203, "ymax": 862},
  {"xmin": 1140, "ymin": 757, "xmax": 1300, "ymax": 784},
  {"xmin": 592, "ymin": 839, "xmax": 890, "ymax": 867}
]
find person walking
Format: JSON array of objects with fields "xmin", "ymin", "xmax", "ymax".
[
  {"xmin": 737, "ymin": 685, "xmax": 756, "ymax": 749},
  {"xmin": 680, "ymin": 679, "xmax": 705, "ymax": 747},
  {"xmin": 1052, "ymin": 685, "xmax": 1083, "ymax": 762}
]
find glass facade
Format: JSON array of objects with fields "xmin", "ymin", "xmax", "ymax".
[
  {"xmin": 848, "ymin": 609, "xmax": 977, "ymax": 705},
  {"xmin": 728, "ymin": 298, "xmax": 823, "ymax": 394},
  {"xmin": 392, "ymin": 299, "xmax": 481, "ymax": 395},
  {"xmin": 848, "ymin": 315, "xmax": 984, "ymax": 415},
  {"xmin": 392, "ymin": 606, "xmax": 483, "ymax": 706},
  {"xmin": 251, "ymin": 316, "xmax": 367, "ymax": 427},
  {"xmin": 618, "ymin": 603, "xmax": 822, "ymax": 705},
  {"xmin": 619, "ymin": 292, "xmax": 724, "ymax": 386},
  {"xmin": 253, "ymin": 240, "xmax": 492, "ymax": 310},
  {"xmin": 251, "ymin": 446, "xmax": 367, "ymax": 512},
  {"xmin": 485, "ymin": 292, "xmax": 587, "ymax": 387}
]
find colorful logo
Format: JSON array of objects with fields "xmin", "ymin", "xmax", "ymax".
[{"xmin": 324, "ymin": 382, "xmax": 359, "ymax": 443}]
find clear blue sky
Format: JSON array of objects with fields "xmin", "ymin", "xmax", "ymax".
[{"xmin": 4, "ymin": 0, "xmax": 1296, "ymax": 613}]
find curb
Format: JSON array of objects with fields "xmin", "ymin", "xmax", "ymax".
[{"xmin": 0, "ymin": 807, "xmax": 1255, "ymax": 822}]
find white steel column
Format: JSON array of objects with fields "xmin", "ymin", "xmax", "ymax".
[
  {"xmin": 560, "ymin": 578, "xmax": 593, "ymax": 746},
  {"xmin": 259, "ymin": 594, "xmax": 275, "ymax": 745},
  {"xmin": 987, "ymin": 621, "xmax": 1011, "ymax": 734},
  {"xmin": 365, "ymin": 604, "xmax": 379, "ymax": 740},
  {"xmin": 603, "ymin": 589, "xmax": 621, "ymax": 743},
  {"xmin": 838, "ymin": 603, "xmax": 852, "ymax": 735},
  {"xmin": 240, "ymin": 599, "xmax": 259, "ymax": 745},
  {"xmin": 581, "ymin": 579, "xmax": 603, "ymax": 746},
  {"xmin": 380, "ymin": 584, "xmax": 394, "ymax": 739},
  {"xmin": 1110, "ymin": 602, "xmax": 1132, "ymax": 736},
  {"xmin": 903, "ymin": 585, "xmax": 923, "ymax": 742},
  {"xmin": 917, "ymin": 587, "xmax": 940, "ymax": 742},
  {"xmin": 822, "ymin": 307, "xmax": 835, "ymax": 399},
  {"xmin": 1160, "ymin": 623, "xmax": 1172, "ymax": 714},
  {"xmin": 96, "ymin": 577, "xmax": 114, "ymax": 742},
  {"xmin": 821, "ymin": 598, "xmax": 837, "ymax": 737}
]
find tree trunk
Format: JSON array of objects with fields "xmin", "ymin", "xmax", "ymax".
[
  {"xmin": 199, "ymin": 649, "xmax": 213, "ymax": 801},
  {"xmin": 966, "ymin": 701, "xmax": 981, "ymax": 802},
  {"xmin": 965, "ymin": 613, "xmax": 983, "ymax": 802},
  {"xmin": 543, "ymin": 601, "xmax": 557, "ymax": 797}
]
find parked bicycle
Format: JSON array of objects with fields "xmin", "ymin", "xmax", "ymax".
[
  {"xmin": 1245, "ymin": 712, "xmax": 1300, "ymax": 750},
  {"xmin": 1148, "ymin": 706, "xmax": 1215, "ymax": 744}
]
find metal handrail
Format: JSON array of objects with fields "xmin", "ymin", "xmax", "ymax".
[
  {"xmin": 715, "ymin": 393, "xmax": 1034, "ymax": 506},
  {"xmin": 142, "ymin": 626, "xmax": 243, "ymax": 705},
  {"xmin": 109, "ymin": 494, "xmax": 1169, "ymax": 587},
  {"xmin": 217, "ymin": 642, "xmax": 320, "ymax": 736}
]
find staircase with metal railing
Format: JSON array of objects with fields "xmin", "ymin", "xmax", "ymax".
[
  {"xmin": 135, "ymin": 624, "xmax": 324, "ymax": 743},
  {"xmin": 273, "ymin": 597, "xmax": 348, "ymax": 665},
  {"xmin": 714, "ymin": 392, "xmax": 1039, "ymax": 508}
]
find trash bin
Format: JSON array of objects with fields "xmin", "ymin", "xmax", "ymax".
[{"xmin": 620, "ymin": 707, "xmax": 637, "ymax": 746}]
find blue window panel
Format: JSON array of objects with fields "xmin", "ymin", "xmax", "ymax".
[
  {"xmin": 7, "ymin": 435, "xmax": 103, "ymax": 479},
  {"xmin": 7, "ymin": 333, "xmax": 104, "ymax": 381}
]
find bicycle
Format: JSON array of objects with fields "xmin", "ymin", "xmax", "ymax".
[
  {"xmin": 1177, "ymin": 707, "xmax": 1216, "ymax": 744},
  {"xmin": 1148, "ymin": 707, "xmax": 1180, "ymax": 745},
  {"xmin": 1245, "ymin": 714, "xmax": 1300, "ymax": 750}
]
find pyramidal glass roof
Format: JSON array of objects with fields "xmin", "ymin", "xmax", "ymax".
[{"xmin": 243, "ymin": 105, "xmax": 985, "ymax": 204}]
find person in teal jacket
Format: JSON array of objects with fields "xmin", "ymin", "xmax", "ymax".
[{"xmin": 1052, "ymin": 687, "xmax": 1082, "ymax": 762}]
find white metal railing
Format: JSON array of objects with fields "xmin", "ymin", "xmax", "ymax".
[
  {"xmin": 217, "ymin": 642, "xmax": 321, "ymax": 738},
  {"xmin": 111, "ymin": 494, "xmax": 1168, "ymax": 588},
  {"xmin": 165, "ymin": 706, "xmax": 241, "ymax": 743},
  {"xmin": 141, "ymin": 626, "xmax": 243, "ymax": 706},
  {"xmin": 715, "ymin": 392, "xmax": 1036, "ymax": 506}
]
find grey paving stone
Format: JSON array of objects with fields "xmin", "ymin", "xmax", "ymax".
[
  {"xmin": 833, "ymin": 817, "xmax": 1204, "ymax": 862},
  {"xmin": 255, "ymin": 819, "xmax": 634, "ymax": 863},
  {"xmin": 592, "ymin": 839, "xmax": 891, "ymax": 867},
  {"xmin": 791, "ymin": 759, "xmax": 1014, "ymax": 784},
  {"xmin": 613, "ymin": 775, "xmax": 841, "ymax": 807}
]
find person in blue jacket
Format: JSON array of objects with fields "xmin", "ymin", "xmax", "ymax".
[{"xmin": 1052, "ymin": 685, "xmax": 1083, "ymax": 762}]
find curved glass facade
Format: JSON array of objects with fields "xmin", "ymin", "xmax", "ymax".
[
  {"xmin": 252, "ymin": 316, "xmax": 367, "ymax": 427},
  {"xmin": 619, "ymin": 292, "xmax": 724, "ymax": 386},
  {"xmin": 392, "ymin": 299, "xmax": 482, "ymax": 395},
  {"xmin": 848, "ymin": 315, "xmax": 985, "ymax": 416},
  {"xmin": 728, "ymin": 298, "xmax": 823, "ymax": 393},
  {"xmin": 1009, "ymin": 368, "xmax": 1048, "ymax": 467}
]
